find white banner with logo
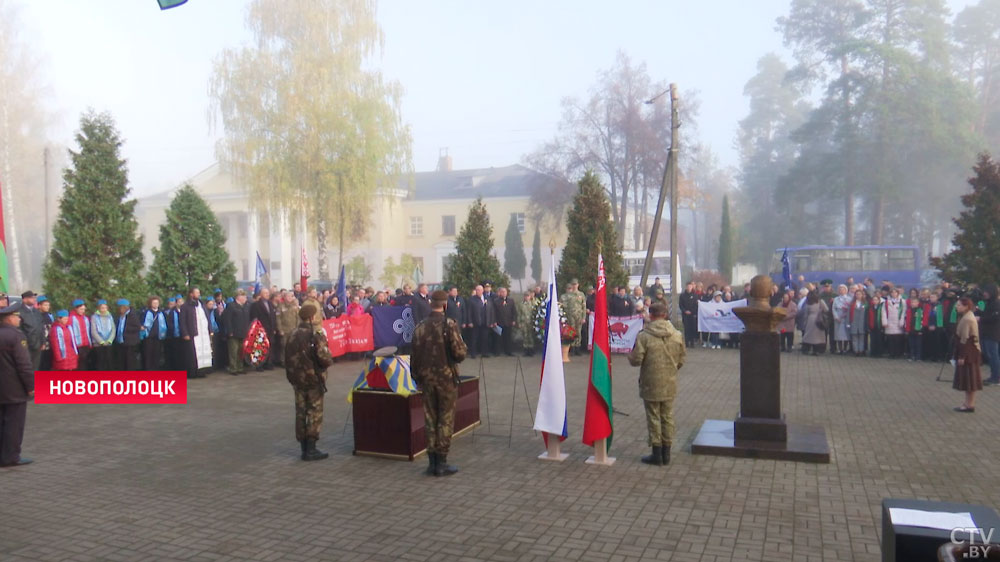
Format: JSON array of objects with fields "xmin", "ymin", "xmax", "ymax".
[
  {"xmin": 697, "ymin": 299, "xmax": 747, "ymax": 333},
  {"xmin": 587, "ymin": 314, "xmax": 645, "ymax": 354}
]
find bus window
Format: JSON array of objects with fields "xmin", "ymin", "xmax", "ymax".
[
  {"xmin": 793, "ymin": 254, "xmax": 811, "ymax": 272},
  {"xmin": 811, "ymin": 249, "xmax": 834, "ymax": 271},
  {"xmin": 834, "ymin": 249, "xmax": 861, "ymax": 271},
  {"xmin": 888, "ymin": 249, "xmax": 915, "ymax": 271},
  {"xmin": 862, "ymin": 249, "xmax": 884, "ymax": 270}
]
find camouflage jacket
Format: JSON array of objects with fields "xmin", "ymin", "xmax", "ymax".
[
  {"xmin": 560, "ymin": 290, "xmax": 586, "ymax": 326},
  {"xmin": 284, "ymin": 321, "xmax": 333, "ymax": 391},
  {"xmin": 301, "ymin": 298, "xmax": 325, "ymax": 326},
  {"xmin": 410, "ymin": 311, "xmax": 468, "ymax": 389},
  {"xmin": 277, "ymin": 302, "xmax": 300, "ymax": 336},
  {"xmin": 628, "ymin": 319, "xmax": 685, "ymax": 402},
  {"xmin": 517, "ymin": 299, "xmax": 537, "ymax": 341}
]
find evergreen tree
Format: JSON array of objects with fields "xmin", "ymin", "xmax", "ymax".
[
  {"xmin": 930, "ymin": 154, "xmax": 1000, "ymax": 285},
  {"xmin": 43, "ymin": 111, "xmax": 146, "ymax": 308},
  {"xmin": 503, "ymin": 214, "xmax": 527, "ymax": 291},
  {"xmin": 444, "ymin": 197, "xmax": 510, "ymax": 293},
  {"xmin": 146, "ymin": 184, "xmax": 238, "ymax": 298},
  {"xmin": 557, "ymin": 171, "xmax": 626, "ymax": 289},
  {"xmin": 531, "ymin": 226, "xmax": 543, "ymax": 287},
  {"xmin": 718, "ymin": 194, "xmax": 734, "ymax": 283}
]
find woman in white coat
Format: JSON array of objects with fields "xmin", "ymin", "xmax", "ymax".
[{"xmin": 881, "ymin": 288, "xmax": 906, "ymax": 358}]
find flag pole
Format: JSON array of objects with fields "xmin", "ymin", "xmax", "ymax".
[
  {"xmin": 538, "ymin": 239, "xmax": 568, "ymax": 462},
  {"xmin": 584, "ymin": 248, "xmax": 616, "ymax": 466}
]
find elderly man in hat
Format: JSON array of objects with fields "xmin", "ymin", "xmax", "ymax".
[
  {"xmin": 284, "ymin": 303, "xmax": 333, "ymax": 461},
  {"xmin": 114, "ymin": 299, "xmax": 142, "ymax": 371},
  {"xmin": 17, "ymin": 291, "xmax": 44, "ymax": 370},
  {"xmin": 50, "ymin": 310, "xmax": 78, "ymax": 371},
  {"xmin": 68, "ymin": 299, "xmax": 92, "ymax": 370},
  {"xmin": 0, "ymin": 302, "xmax": 34, "ymax": 467}
]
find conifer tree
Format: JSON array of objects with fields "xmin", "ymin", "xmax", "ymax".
[
  {"xmin": 444, "ymin": 197, "xmax": 510, "ymax": 292},
  {"xmin": 718, "ymin": 193, "xmax": 734, "ymax": 283},
  {"xmin": 503, "ymin": 214, "xmax": 527, "ymax": 291},
  {"xmin": 557, "ymin": 171, "xmax": 626, "ymax": 289},
  {"xmin": 43, "ymin": 111, "xmax": 146, "ymax": 307},
  {"xmin": 931, "ymin": 154, "xmax": 1000, "ymax": 285},
  {"xmin": 147, "ymin": 184, "xmax": 238, "ymax": 297},
  {"xmin": 531, "ymin": 226, "xmax": 543, "ymax": 287}
]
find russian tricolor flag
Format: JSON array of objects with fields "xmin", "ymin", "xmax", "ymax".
[{"xmin": 533, "ymin": 258, "xmax": 568, "ymax": 445}]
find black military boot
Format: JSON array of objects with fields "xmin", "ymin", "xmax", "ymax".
[
  {"xmin": 434, "ymin": 454, "xmax": 459, "ymax": 477},
  {"xmin": 302, "ymin": 439, "xmax": 329, "ymax": 461},
  {"xmin": 641, "ymin": 446, "xmax": 663, "ymax": 466},
  {"xmin": 661, "ymin": 444, "xmax": 671, "ymax": 466},
  {"xmin": 300, "ymin": 440, "xmax": 307, "ymax": 460},
  {"xmin": 425, "ymin": 452, "xmax": 437, "ymax": 476}
]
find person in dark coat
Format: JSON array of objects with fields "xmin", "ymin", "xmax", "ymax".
[
  {"xmin": 113, "ymin": 299, "xmax": 142, "ymax": 371},
  {"xmin": 0, "ymin": 303, "xmax": 34, "ymax": 467},
  {"xmin": 980, "ymin": 285, "xmax": 1000, "ymax": 386},
  {"xmin": 16, "ymin": 291, "xmax": 44, "ymax": 371},
  {"xmin": 222, "ymin": 290, "xmax": 251, "ymax": 375},
  {"xmin": 493, "ymin": 287, "xmax": 517, "ymax": 356},
  {"xmin": 444, "ymin": 287, "xmax": 466, "ymax": 329},
  {"xmin": 412, "ymin": 284, "xmax": 431, "ymax": 325},
  {"xmin": 140, "ymin": 297, "xmax": 167, "ymax": 371},
  {"xmin": 467, "ymin": 285, "xmax": 495, "ymax": 358},
  {"xmin": 679, "ymin": 282, "xmax": 700, "ymax": 348},
  {"xmin": 163, "ymin": 297, "xmax": 183, "ymax": 371},
  {"xmin": 249, "ymin": 288, "xmax": 278, "ymax": 371},
  {"xmin": 179, "ymin": 289, "xmax": 209, "ymax": 378}
]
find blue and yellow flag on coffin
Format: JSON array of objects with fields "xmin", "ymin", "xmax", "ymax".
[{"xmin": 347, "ymin": 355, "xmax": 419, "ymax": 403}]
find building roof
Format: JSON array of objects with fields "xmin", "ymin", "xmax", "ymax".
[{"xmin": 405, "ymin": 164, "xmax": 569, "ymax": 201}]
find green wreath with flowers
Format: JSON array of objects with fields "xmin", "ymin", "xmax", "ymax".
[{"xmin": 533, "ymin": 295, "xmax": 569, "ymax": 345}]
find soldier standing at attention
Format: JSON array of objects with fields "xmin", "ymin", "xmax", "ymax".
[
  {"xmin": 411, "ymin": 290, "xmax": 467, "ymax": 477},
  {"xmin": 628, "ymin": 302, "xmax": 685, "ymax": 466},
  {"xmin": 0, "ymin": 303, "xmax": 34, "ymax": 467},
  {"xmin": 284, "ymin": 304, "xmax": 333, "ymax": 461},
  {"xmin": 560, "ymin": 279, "xmax": 586, "ymax": 356}
]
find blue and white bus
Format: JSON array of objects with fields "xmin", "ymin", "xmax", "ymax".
[{"xmin": 769, "ymin": 245, "xmax": 921, "ymax": 288}]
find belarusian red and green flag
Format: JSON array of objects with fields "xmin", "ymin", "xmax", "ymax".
[{"xmin": 582, "ymin": 253, "xmax": 613, "ymax": 450}]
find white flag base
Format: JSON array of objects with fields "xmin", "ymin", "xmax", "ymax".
[
  {"xmin": 538, "ymin": 433, "xmax": 569, "ymax": 461},
  {"xmin": 585, "ymin": 438, "xmax": 616, "ymax": 466}
]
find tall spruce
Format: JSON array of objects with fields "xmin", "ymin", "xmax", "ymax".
[
  {"xmin": 717, "ymin": 194, "xmax": 734, "ymax": 282},
  {"xmin": 147, "ymin": 184, "xmax": 238, "ymax": 298},
  {"xmin": 444, "ymin": 197, "xmax": 510, "ymax": 293},
  {"xmin": 530, "ymin": 226, "xmax": 543, "ymax": 287},
  {"xmin": 557, "ymin": 171, "xmax": 626, "ymax": 289},
  {"xmin": 503, "ymin": 213, "xmax": 527, "ymax": 291},
  {"xmin": 43, "ymin": 111, "xmax": 146, "ymax": 308},
  {"xmin": 930, "ymin": 154, "xmax": 1000, "ymax": 285}
]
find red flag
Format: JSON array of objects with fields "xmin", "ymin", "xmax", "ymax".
[
  {"xmin": 300, "ymin": 247, "xmax": 309, "ymax": 291},
  {"xmin": 582, "ymin": 254, "xmax": 613, "ymax": 449}
]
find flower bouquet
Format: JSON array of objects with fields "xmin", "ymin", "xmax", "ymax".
[
  {"xmin": 559, "ymin": 322, "xmax": 578, "ymax": 345},
  {"xmin": 242, "ymin": 319, "xmax": 271, "ymax": 366}
]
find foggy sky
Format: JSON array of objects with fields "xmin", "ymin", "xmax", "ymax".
[{"xmin": 21, "ymin": 0, "xmax": 977, "ymax": 197}]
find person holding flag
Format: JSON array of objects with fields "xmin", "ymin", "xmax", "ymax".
[
  {"xmin": 254, "ymin": 252, "xmax": 268, "ymax": 295},
  {"xmin": 299, "ymin": 247, "xmax": 309, "ymax": 301},
  {"xmin": 533, "ymin": 258, "xmax": 568, "ymax": 458},
  {"xmin": 583, "ymin": 254, "xmax": 614, "ymax": 464},
  {"xmin": 781, "ymin": 248, "xmax": 793, "ymax": 291},
  {"xmin": 628, "ymin": 302, "xmax": 686, "ymax": 465}
]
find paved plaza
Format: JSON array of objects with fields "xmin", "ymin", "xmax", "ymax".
[{"xmin": 2, "ymin": 347, "xmax": 998, "ymax": 562}]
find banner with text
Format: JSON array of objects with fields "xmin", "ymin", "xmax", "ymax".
[
  {"xmin": 697, "ymin": 299, "xmax": 747, "ymax": 333},
  {"xmin": 322, "ymin": 315, "xmax": 375, "ymax": 358},
  {"xmin": 587, "ymin": 313, "xmax": 645, "ymax": 354}
]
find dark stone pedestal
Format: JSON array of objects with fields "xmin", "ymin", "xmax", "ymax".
[{"xmin": 690, "ymin": 419, "xmax": 830, "ymax": 463}]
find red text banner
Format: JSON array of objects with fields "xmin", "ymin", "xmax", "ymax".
[{"xmin": 322, "ymin": 315, "xmax": 375, "ymax": 358}]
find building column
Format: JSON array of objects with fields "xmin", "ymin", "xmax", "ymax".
[
  {"xmin": 247, "ymin": 212, "xmax": 259, "ymax": 282},
  {"xmin": 278, "ymin": 211, "xmax": 293, "ymax": 289}
]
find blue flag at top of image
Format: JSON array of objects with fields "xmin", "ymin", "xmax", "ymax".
[
  {"xmin": 336, "ymin": 264, "xmax": 347, "ymax": 305},
  {"xmin": 371, "ymin": 306, "xmax": 416, "ymax": 349},
  {"xmin": 157, "ymin": 0, "xmax": 188, "ymax": 9},
  {"xmin": 254, "ymin": 252, "xmax": 267, "ymax": 295},
  {"xmin": 781, "ymin": 248, "xmax": 792, "ymax": 290}
]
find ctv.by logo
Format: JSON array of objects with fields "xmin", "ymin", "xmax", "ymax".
[{"xmin": 950, "ymin": 527, "xmax": 995, "ymax": 559}]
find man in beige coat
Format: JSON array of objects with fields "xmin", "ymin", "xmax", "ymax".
[{"xmin": 628, "ymin": 303, "xmax": 686, "ymax": 466}]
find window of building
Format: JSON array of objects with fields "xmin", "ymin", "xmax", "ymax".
[
  {"xmin": 442, "ymin": 255, "xmax": 454, "ymax": 278},
  {"xmin": 442, "ymin": 215, "xmax": 456, "ymax": 236},
  {"xmin": 511, "ymin": 212, "xmax": 526, "ymax": 234},
  {"xmin": 409, "ymin": 216, "xmax": 423, "ymax": 237}
]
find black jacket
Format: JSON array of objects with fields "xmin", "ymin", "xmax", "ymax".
[
  {"xmin": 679, "ymin": 291, "xmax": 699, "ymax": 316},
  {"xmin": 981, "ymin": 298, "xmax": 1000, "ymax": 341},
  {"xmin": 412, "ymin": 293, "xmax": 431, "ymax": 325},
  {"xmin": 0, "ymin": 324, "xmax": 33, "ymax": 403},
  {"xmin": 17, "ymin": 303, "xmax": 45, "ymax": 351},
  {"xmin": 180, "ymin": 300, "xmax": 208, "ymax": 338},
  {"xmin": 222, "ymin": 301, "xmax": 251, "ymax": 340},
  {"xmin": 249, "ymin": 299, "xmax": 277, "ymax": 335},
  {"xmin": 467, "ymin": 294, "xmax": 496, "ymax": 327},
  {"xmin": 116, "ymin": 309, "xmax": 143, "ymax": 346},
  {"xmin": 493, "ymin": 296, "xmax": 516, "ymax": 327},
  {"xmin": 445, "ymin": 296, "xmax": 466, "ymax": 326}
]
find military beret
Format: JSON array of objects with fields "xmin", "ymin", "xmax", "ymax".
[
  {"xmin": 175, "ymin": 294, "xmax": 183, "ymax": 300},
  {"xmin": 37, "ymin": 296, "xmax": 48, "ymax": 303},
  {"xmin": 0, "ymin": 303, "xmax": 21, "ymax": 316},
  {"xmin": 56, "ymin": 309, "xmax": 69, "ymax": 318},
  {"xmin": 226, "ymin": 297, "xmax": 234, "ymax": 304},
  {"xmin": 570, "ymin": 278, "xmax": 579, "ymax": 285},
  {"xmin": 299, "ymin": 304, "xmax": 317, "ymax": 320},
  {"xmin": 585, "ymin": 285, "xmax": 595, "ymax": 291},
  {"xmin": 96, "ymin": 299, "xmax": 107, "ymax": 306},
  {"xmin": 72, "ymin": 299, "xmax": 85, "ymax": 307},
  {"xmin": 821, "ymin": 279, "xmax": 833, "ymax": 286},
  {"xmin": 116, "ymin": 299, "xmax": 130, "ymax": 307},
  {"xmin": 214, "ymin": 288, "xmax": 222, "ymax": 294},
  {"xmin": 431, "ymin": 290, "xmax": 448, "ymax": 302},
  {"xmin": 168, "ymin": 297, "xmax": 176, "ymax": 303}
]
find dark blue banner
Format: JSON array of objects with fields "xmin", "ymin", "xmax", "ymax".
[{"xmin": 372, "ymin": 306, "xmax": 415, "ymax": 349}]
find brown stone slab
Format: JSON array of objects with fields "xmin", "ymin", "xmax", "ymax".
[{"xmin": 690, "ymin": 419, "xmax": 830, "ymax": 463}]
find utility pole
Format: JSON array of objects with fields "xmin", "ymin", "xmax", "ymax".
[{"xmin": 639, "ymin": 84, "xmax": 681, "ymax": 326}]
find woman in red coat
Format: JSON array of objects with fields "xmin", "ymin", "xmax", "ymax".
[
  {"xmin": 952, "ymin": 297, "xmax": 982, "ymax": 413},
  {"xmin": 50, "ymin": 310, "xmax": 79, "ymax": 371}
]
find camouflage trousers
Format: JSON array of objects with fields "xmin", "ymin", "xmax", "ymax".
[
  {"xmin": 422, "ymin": 383, "xmax": 457, "ymax": 455},
  {"xmin": 643, "ymin": 399, "xmax": 675, "ymax": 447},
  {"xmin": 294, "ymin": 386, "xmax": 325, "ymax": 442}
]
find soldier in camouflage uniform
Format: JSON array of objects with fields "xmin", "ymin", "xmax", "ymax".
[
  {"xmin": 284, "ymin": 304, "xmax": 334, "ymax": 461},
  {"xmin": 628, "ymin": 303, "xmax": 685, "ymax": 466},
  {"xmin": 559, "ymin": 279, "xmax": 586, "ymax": 355},
  {"xmin": 517, "ymin": 292, "xmax": 538, "ymax": 356},
  {"xmin": 411, "ymin": 290, "xmax": 468, "ymax": 477}
]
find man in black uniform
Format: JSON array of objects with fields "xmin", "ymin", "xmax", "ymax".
[
  {"xmin": 493, "ymin": 287, "xmax": 517, "ymax": 356},
  {"xmin": 0, "ymin": 303, "xmax": 34, "ymax": 467},
  {"xmin": 17, "ymin": 291, "xmax": 44, "ymax": 370},
  {"xmin": 249, "ymin": 288, "xmax": 278, "ymax": 370},
  {"xmin": 679, "ymin": 282, "xmax": 700, "ymax": 348}
]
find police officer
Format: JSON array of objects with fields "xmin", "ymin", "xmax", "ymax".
[
  {"xmin": 411, "ymin": 290, "xmax": 467, "ymax": 476},
  {"xmin": 284, "ymin": 304, "xmax": 333, "ymax": 461},
  {"xmin": 0, "ymin": 303, "xmax": 34, "ymax": 467}
]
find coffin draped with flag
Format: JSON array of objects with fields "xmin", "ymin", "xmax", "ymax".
[{"xmin": 347, "ymin": 355, "xmax": 419, "ymax": 403}]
